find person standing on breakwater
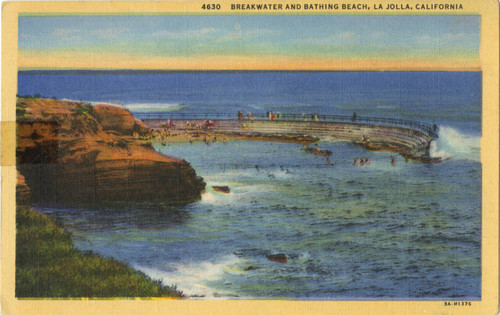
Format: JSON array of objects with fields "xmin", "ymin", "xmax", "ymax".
[{"xmin": 238, "ymin": 111, "xmax": 245, "ymax": 120}]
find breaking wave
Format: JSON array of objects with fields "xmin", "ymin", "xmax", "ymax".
[
  {"xmin": 135, "ymin": 255, "xmax": 244, "ymax": 298},
  {"xmin": 429, "ymin": 126, "xmax": 480, "ymax": 162},
  {"xmin": 122, "ymin": 103, "xmax": 185, "ymax": 112}
]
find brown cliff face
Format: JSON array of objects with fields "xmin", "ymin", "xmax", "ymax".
[
  {"xmin": 16, "ymin": 98, "xmax": 205, "ymax": 208},
  {"xmin": 93, "ymin": 104, "xmax": 149, "ymax": 136}
]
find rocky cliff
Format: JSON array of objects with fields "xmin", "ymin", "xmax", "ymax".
[{"xmin": 16, "ymin": 98, "xmax": 205, "ymax": 208}]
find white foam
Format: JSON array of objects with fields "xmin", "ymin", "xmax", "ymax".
[
  {"xmin": 429, "ymin": 126, "xmax": 480, "ymax": 162},
  {"xmin": 209, "ymin": 168, "xmax": 294, "ymax": 181},
  {"xmin": 201, "ymin": 191, "xmax": 226, "ymax": 205},
  {"xmin": 201, "ymin": 181, "xmax": 277, "ymax": 205},
  {"xmin": 121, "ymin": 103, "xmax": 185, "ymax": 112},
  {"xmin": 60, "ymin": 99, "xmax": 125, "ymax": 108},
  {"xmin": 135, "ymin": 255, "xmax": 244, "ymax": 298}
]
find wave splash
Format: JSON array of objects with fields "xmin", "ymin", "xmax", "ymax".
[
  {"xmin": 122, "ymin": 103, "xmax": 185, "ymax": 112},
  {"xmin": 429, "ymin": 126, "xmax": 480, "ymax": 162},
  {"xmin": 135, "ymin": 255, "xmax": 244, "ymax": 298}
]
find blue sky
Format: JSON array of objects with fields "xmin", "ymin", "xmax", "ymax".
[{"xmin": 18, "ymin": 15, "xmax": 480, "ymax": 70}]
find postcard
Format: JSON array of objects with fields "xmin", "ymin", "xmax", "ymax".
[{"xmin": 1, "ymin": 0, "xmax": 498, "ymax": 314}]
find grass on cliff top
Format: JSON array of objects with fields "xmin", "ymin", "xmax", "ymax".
[{"xmin": 16, "ymin": 206, "xmax": 182, "ymax": 298}]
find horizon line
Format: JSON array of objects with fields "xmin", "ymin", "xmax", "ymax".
[{"xmin": 18, "ymin": 68, "xmax": 482, "ymax": 73}]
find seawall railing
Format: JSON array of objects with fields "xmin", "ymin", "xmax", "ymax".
[{"xmin": 133, "ymin": 112, "xmax": 439, "ymax": 139}]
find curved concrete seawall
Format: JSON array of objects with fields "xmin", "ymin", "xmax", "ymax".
[{"xmin": 143, "ymin": 119, "xmax": 435, "ymax": 159}]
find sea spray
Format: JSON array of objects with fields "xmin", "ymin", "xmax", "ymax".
[
  {"xmin": 123, "ymin": 102, "xmax": 185, "ymax": 112},
  {"xmin": 135, "ymin": 255, "xmax": 245, "ymax": 298},
  {"xmin": 430, "ymin": 126, "xmax": 480, "ymax": 162}
]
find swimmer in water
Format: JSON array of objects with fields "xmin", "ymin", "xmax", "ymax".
[
  {"xmin": 391, "ymin": 156, "xmax": 396, "ymax": 167},
  {"xmin": 354, "ymin": 158, "xmax": 359, "ymax": 166},
  {"xmin": 360, "ymin": 158, "xmax": 365, "ymax": 166},
  {"xmin": 365, "ymin": 157, "xmax": 370, "ymax": 166}
]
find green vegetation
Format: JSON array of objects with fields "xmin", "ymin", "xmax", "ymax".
[
  {"xmin": 16, "ymin": 100, "xmax": 29, "ymax": 117},
  {"xmin": 16, "ymin": 93, "xmax": 42, "ymax": 99},
  {"xmin": 74, "ymin": 104, "xmax": 94, "ymax": 117},
  {"xmin": 16, "ymin": 206, "xmax": 182, "ymax": 298},
  {"xmin": 16, "ymin": 106, "xmax": 27, "ymax": 116}
]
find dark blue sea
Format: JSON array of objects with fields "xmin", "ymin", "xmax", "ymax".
[{"xmin": 18, "ymin": 71, "xmax": 481, "ymax": 299}]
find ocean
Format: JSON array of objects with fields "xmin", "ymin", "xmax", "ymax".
[{"xmin": 18, "ymin": 71, "xmax": 481, "ymax": 299}]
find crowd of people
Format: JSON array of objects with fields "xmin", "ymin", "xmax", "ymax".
[
  {"xmin": 198, "ymin": 134, "xmax": 227, "ymax": 146},
  {"xmin": 353, "ymin": 157, "xmax": 371, "ymax": 166},
  {"xmin": 265, "ymin": 111, "xmax": 282, "ymax": 120},
  {"xmin": 148, "ymin": 114, "xmax": 400, "ymax": 167},
  {"xmin": 149, "ymin": 128, "xmax": 174, "ymax": 143},
  {"xmin": 234, "ymin": 111, "xmax": 365, "ymax": 123},
  {"xmin": 236, "ymin": 111, "xmax": 326, "ymax": 121}
]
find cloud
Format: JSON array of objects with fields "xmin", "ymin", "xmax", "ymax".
[
  {"xmin": 92, "ymin": 27, "xmax": 130, "ymax": 39},
  {"xmin": 152, "ymin": 27, "xmax": 218, "ymax": 39},
  {"xmin": 416, "ymin": 35, "xmax": 433, "ymax": 41},
  {"xmin": 417, "ymin": 32, "xmax": 474, "ymax": 43},
  {"xmin": 52, "ymin": 28, "xmax": 80, "ymax": 37},
  {"xmin": 152, "ymin": 27, "xmax": 278, "ymax": 42},
  {"xmin": 301, "ymin": 31, "xmax": 357, "ymax": 44},
  {"xmin": 216, "ymin": 28, "xmax": 280, "ymax": 42},
  {"xmin": 370, "ymin": 31, "xmax": 386, "ymax": 39},
  {"xmin": 443, "ymin": 32, "xmax": 466, "ymax": 40}
]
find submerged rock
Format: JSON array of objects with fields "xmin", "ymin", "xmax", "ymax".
[{"xmin": 267, "ymin": 253, "xmax": 287, "ymax": 264}]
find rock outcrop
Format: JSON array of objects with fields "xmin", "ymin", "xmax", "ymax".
[
  {"xmin": 16, "ymin": 172, "xmax": 31, "ymax": 205},
  {"xmin": 93, "ymin": 104, "xmax": 149, "ymax": 136},
  {"xmin": 16, "ymin": 98, "xmax": 205, "ymax": 208}
]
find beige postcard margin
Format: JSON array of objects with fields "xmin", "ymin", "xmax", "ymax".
[{"xmin": 1, "ymin": 1, "xmax": 499, "ymax": 314}]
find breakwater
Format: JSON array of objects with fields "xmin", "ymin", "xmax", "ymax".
[{"xmin": 140, "ymin": 116, "xmax": 436, "ymax": 159}]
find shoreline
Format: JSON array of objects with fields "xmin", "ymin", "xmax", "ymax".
[
  {"xmin": 16, "ymin": 206, "xmax": 183, "ymax": 298},
  {"xmin": 15, "ymin": 97, "xmax": 204, "ymax": 298}
]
